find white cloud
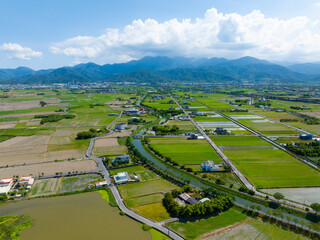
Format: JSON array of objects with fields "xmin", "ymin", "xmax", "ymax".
[
  {"xmin": 50, "ymin": 8, "xmax": 320, "ymax": 63},
  {"xmin": 315, "ymin": 2, "xmax": 320, "ymax": 7},
  {"xmin": 0, "ymin": 43, "xmax": 42, "ymax": 60}
]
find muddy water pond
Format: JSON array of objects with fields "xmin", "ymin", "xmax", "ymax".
[{"xmin": 0, "ymin": 192, "xmax": 151, "ymax": 240}]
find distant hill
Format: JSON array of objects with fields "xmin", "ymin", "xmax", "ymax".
[
  {"xmin": 1, "ymin": 56, "xmax": 320, "ymax": 84},
  {"xmin": 288, "ymin": 63, "xmax": 320, "ymax": 75}
]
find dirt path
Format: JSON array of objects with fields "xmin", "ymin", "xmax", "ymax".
[{"xmin": 198, "ymin": 218, "xmax": 255, "ymax": 240}]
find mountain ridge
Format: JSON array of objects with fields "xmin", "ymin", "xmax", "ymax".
[{"xmin": 1, "ymin": 56, "xmax": 320, "ymax": 84}]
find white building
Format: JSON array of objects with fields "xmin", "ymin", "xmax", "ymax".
[
  {"xmin": 115, "ymin": 123, "xmax": 128, "ymax": 131},
  {"xmin": 18, "ymin": 176, "xmax": 34, "ymax": 188},
  {"xmin": 201, "ymin": 161, "xmax": 220, "ymax": 172},
  {"xmin": 95, "ymin": 181, "xmax": 108, "ymax": 188},
  {"xmin": 0, "ymin": 177, "xmax": 14, "ymax": 195},
  {"xmin": 114, "ymin": 172, "xmax": 129, "ymax": 184},
  {"xmin": 124, "ymin": 108, "xmax": 140, "ymax": 116}
]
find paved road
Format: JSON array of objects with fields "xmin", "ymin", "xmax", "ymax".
[
  {"xmin": 197, "ymin": 97, "xmax": 319, "ymax": 210},
  {"xmin": 86, "ymin": 110, "xmax": 183, "ymax": 240},
  {"xmin": 171, "ymin": 95, "xmax": 255, "ymax": 191}
]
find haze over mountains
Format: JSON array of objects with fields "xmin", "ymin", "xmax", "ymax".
[{"xmin": 0, "ymin": 56, "xmax": 320, "ymax": 84}]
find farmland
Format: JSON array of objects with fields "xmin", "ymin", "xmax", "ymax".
[
  {"xmin": 211, "ymin": 136, "xmax": 320, "ymax": 188},
  {"xmin": 148, "ymin": 137, "xmax": 222, "ymax": 166},
  {"xmin": 209, "ymin": 219, "xmax": 311, "ymax": 240},
  {"xmin": 59, "ymin": 174, "xmax": 102, "ymax": 193},
  {"xmin": 116, "ymin": 165, "xmax": 178, "ymax": 221},
  {"xmin": 167, "ymin": 208, "xmax": 248, "ymax": 240}
]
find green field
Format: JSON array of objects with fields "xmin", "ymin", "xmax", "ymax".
[
  {"xmin": 211, "ymin": 136, "xmax": 320, "ymax": 188},
  {"xmin": 133, "ymin": 202, "xmax": 171, "ymax": 222},
  {"xmin": 118, "ymin": 179, "xmax": 178, "ymax": 199},
  {"xmin": 168, "ymin": 208, "xmax": 248, "ymax": 240},
  {"xmin": 149, "ymin": 137, "xmax": 222, "ymax": 165}
]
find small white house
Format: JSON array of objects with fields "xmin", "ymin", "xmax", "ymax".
[
  {"xmin": 18, "ymin": 176, "xmax": 34, "ymax": 188},
  {"xmin": 113, "ymin": 154, "xmax": 130, "ymax": 163},
  {"xmin": 0, "ymin": 177, "xmax": 14, "ymax": 195},
  {"xmin": 114, "ymin": 172, "xmax": 129, "ymax": 184},
  {"xmin": 124, "ymin": 108, "xmax": 140, "ymax": 116},
  {"xmin": 95, "ymin": 181, "xmax": 108, "ymax": 188},
  {"xmin": 201, "ymin": 161, "xmax": 220, "ymax": 172},
  {"xmin": 115, "ymin": 123, "xmax": 128, "ymax": 131}
]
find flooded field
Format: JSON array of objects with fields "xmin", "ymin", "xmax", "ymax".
[
  {"xmin": 263, "ymin": 188, "xmax": 320, "ymax": 205},
  {"xmin": 0, "ymin": 192, "xmax": 151, "ymax": 240}
]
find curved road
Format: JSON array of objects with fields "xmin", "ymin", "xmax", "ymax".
[{"xmin": 86, "ymin": 111, "xmax": 183, "ymax": 240}]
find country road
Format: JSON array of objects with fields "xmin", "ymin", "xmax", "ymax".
[
  {"xmin": 171, "ymin": 95, "xmax": 256, "ymax": 191},
  {"xmin": 85, "ymin": 110, "xmax": 184, "ymax": 240}
]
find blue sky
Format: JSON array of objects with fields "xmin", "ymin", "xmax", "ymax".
[{"xmin": 1, "ymin": 0, "xmax": 320, "ymax": 69}]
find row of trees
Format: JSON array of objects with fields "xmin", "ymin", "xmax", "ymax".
[
  {"xmin": 76, "ymin": 128, "xmax": 98, "ymax": 139},
  {"xmin": 286, "ymin": 142, "xmax": 320, "ymax": 157},
  {"xmin": 152, "ymin": 125, "xmax": 179, "ymax": 135},
  {"xmin": 35, "ymin": 114, "xmax": 75, "ymax": 124},
  {"xmin": 162, "ymin": 192, "xmax": 234, "ymax": 218}
]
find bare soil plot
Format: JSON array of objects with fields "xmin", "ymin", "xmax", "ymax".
[
  {"xmin": 45, "ymin": 149, "xmax": 84, "ymax": 161},
  {"xmin": 0, "ymin": 135, "xmax": 49, "ymax": 166},
  {"xmin": 29, "ymin": 178, "xmax": 61, "ymax": 197},
  {"xmin": 299, "ymin": 111, "xmax": 320, "ymax": 119},
  {"xmin": 0, "ymin": 160, "xmax": 97, "ymax": 178},
  {"xmin": 93, "ymin": 137, "xmax": 127, "ymax": 156},
  {"xmin": 0, "ymin": 123, "xmax": 15, "ymax": 129},
  {"xmin": 0, "ymin": 100, "xmax": 43, "ymax": 111},
  {"xmin": 4, "ymin": 111, "xmax": 65, "ymax": 118}
]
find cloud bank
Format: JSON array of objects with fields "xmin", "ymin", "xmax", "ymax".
[
  {"xmin": 50, "ymin": 8, "xmax": 320, "ymax": 63},
  {"xmin": 0, "ymin": 43, "xmax": 42, "ymax": 60}
]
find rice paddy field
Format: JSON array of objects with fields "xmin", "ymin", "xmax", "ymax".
[
  {"xmin": 225, "ymin": 112, "xmax": 300, "ymax": 135},
  {"xmin": 148, "ymin": 137, "xmax": 222, "ymax": 169},
  {"xmin": 164, "ymin": 120, "xmax": 199, "ymax": 133},
  {"xmin": 210, "ymin": 136, "xmax": 320, "ymax": 188},
  {"xmin": 143, "ymin": 96, "xmax": 178, "ymax": 110},
  {"xmin": 195, "ymin": 97, "xmax": 235, "ymax": 109}
]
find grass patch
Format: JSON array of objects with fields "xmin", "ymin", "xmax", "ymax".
[
  {"xmin": 0, "ymin": 215, "xmax": 32, "ymax": 240},
  {"xmin": 133, "ymin": 202, "xmax": 171, "ymax": 222}
]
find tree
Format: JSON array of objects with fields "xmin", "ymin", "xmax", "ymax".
[
  {"xmin": 40, "ymin": 101, "xmax": 47, "ymax": 107},
  {"xmin": 223, "ymin": 164, "xmax": 232, "ymax": 172},
  {"xmin": 310, "ymin": 203, "xmax": 320, "ymax": 214},
  {"xmin": 274, "ymin": 192, "xmax": 285, "ymax": 200}
]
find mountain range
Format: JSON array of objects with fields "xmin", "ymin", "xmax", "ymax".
[{"xmin": 1, "ymin": 56, "xmax": 320, "ymax": 84}]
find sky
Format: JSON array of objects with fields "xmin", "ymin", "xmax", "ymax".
[{"xmin": 1, "ymin": 0, "xmax": 320, "ymax": 69}]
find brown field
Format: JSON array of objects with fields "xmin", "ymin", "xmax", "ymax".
[
  {"xmin": 0, "ymin": 123, "xmax": 16, "ymax": 129},
  {"xmin": 93, "ymin": 137, "xmax": 127, "ymax": 156},
  {"xmin": 0, "ymin": 100, "xmax": 43, "ymax": 111},
  {"xmin": 299, "ymin": 111, "xmax": 320, "ymax": 119},
  {"xmin": 0, "ymin": 130, "xmax": 86, "ymax": 166},
  {"xmin": 0, "ymin": 159, "xmax": 97, "ymax": 178},
  {"xmin": 4, "ymin": 111, "xmax": 65, "ymax": 118}
]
